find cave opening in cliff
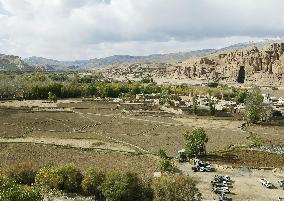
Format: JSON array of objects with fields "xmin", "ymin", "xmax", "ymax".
[{"xmin": 236, "ymin": 66, "xmax": 245, "ymax": 83}]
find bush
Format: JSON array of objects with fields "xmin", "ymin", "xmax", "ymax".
[
  {"xmin": 81, "ymin": 168, "xmax": 105, "ymax": 197},
  {"xmin": 159, "ymin": 159, "xmax": 176, "ymax": 173},
  {"xmin": 48, "ymin": 91, "xmax": 57, "ymax": 102},
  {"xmin": 0, "ymin": 176, "xmax": 43, "ymax": 201},
  {"xmin": 8, "ymin": 161, "xmax": 38, "ymax": 185},
  {"xmin": 35, "ymin": 166, "xmax": 63, "ymax": 191},
  {"xmin": 100, "ymin": 171, "xmax": 145, "ymax": 201},
  {"xmin": 158, "ymin": 149, "xmax": 168, "ymax": 160},
  {"xmin": 35, "ymin": 164, "xmax": 83, "ymax": 193},
  {"xmin": 153, "ymin": 175, "xmax": 200, "ymax": 201}
]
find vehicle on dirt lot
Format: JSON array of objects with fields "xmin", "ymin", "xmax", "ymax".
[
  {"xmin": 192, "ymin": 160, "xmax": 213, "ymax": 172},
  {"xmin": 219, "ymin": 193, "xmax": 232, "ymax": 201},
  {"xmin": 212, "ymin": 182, "xmax": 229, "ymax": 188},
  {"xmin": 259, "ymin": 178, "xmax": 273, "ymax": 188},
  {"xmin": 212, "ymin": 186, "xmax": 230, "ymax": 194},
  {"xmin": 213, "ymin": 175, "xmax": 231, "ymax": 183}
]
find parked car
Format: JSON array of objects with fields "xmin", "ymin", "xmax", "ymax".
[
  {"xmin": 213, "ymin": 175, "xmax": 231, "ymax": 182},
  {"xmin": 259, "ymin": 178, "xmax": 273, "ymax": 188},
  {"xmin": 212, "ymin": 186, "xmax": 230, "ymax": 194},
  {"xmin": 192, "ymin": 160, "xmax": 213, "ymax": 172},
  {"xmin": 219, "ymin": 193, "xmax": 232, "ymax": 201}
]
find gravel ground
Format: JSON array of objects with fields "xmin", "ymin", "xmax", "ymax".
[{"xmin": 178, "ymin": 162, "xmax": 284, "ymax": 201}]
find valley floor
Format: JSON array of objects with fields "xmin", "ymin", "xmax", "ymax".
[{"xmin": 0, "ymin": 99, "xmax": 284, "ymax": 200}]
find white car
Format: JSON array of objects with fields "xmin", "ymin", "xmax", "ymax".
[{"xmin": 259, "ymin": 178, "xmax": 273, "ymax": 188}]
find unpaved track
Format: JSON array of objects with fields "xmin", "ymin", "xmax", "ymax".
[{"xmin": 0, "ymin": 137, "xmax": 136, "ymax": 153}]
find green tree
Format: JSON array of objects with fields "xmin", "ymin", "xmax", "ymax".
[
  {"xmin": 183, "ymin": 128, "xmax": 208, "ymax": 158},
  {"xmin": 153, "ymin": 175, "xmax": 200, "ymax": 201},
  {"xmin": 35, "ymin": 164, "xmax": 82, "ymax": 193},
  {"xmin": 100, "ymin": 172, "xmax": 145, "ymax": 201},
  {"xmin": 244, "ymin": 88, "xmax": 268, "ymax": 124},
  {"xmin": 81, "ymin": 168, "xmax": 105, "ymax": 197},
  {"xmin": 208, "ymin": 98, "xmax": 216, "ymax": 116}
]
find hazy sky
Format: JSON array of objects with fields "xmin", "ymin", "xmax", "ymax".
[{"xmin": 0, "ymin": 0, "xmax": 283, "ymax": 60}]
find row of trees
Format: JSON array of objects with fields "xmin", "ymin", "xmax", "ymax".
[
  {"xmin": 3, "ymin": 162, "xmax": 200, "ymax": 201},
  {"xmin": 0, "ymin": 73, "xmax": 248, "ymax": 101}
]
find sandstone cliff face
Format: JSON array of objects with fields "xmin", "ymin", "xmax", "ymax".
[
  {"xmin": 103, "ymin": 42, "xmax": 284, "ymax": 86},
  {"xmin": 179, "ymin": 42, "xmax": 284, "ymax": 85}
]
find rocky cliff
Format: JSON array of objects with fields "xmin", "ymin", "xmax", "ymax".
[{"xmin": 104, "ymin": 42, "xmax": 284, "ymax": 86}]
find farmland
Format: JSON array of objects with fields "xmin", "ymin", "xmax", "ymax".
[{"xmin": 1, "ymin": 97, "xmax": 284, "ymax": 199}]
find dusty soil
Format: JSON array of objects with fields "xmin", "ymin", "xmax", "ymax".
[
  {"xmin": 0, "ymin": 99, "xmax": 284, "ymax": 200},
  {"xmin": 247, "ymin": 123, "xmax": 284, "ymax": 145},
  {"xmin": 206, "ymin": 150, "xmax": 284, "ymax": 169},
  {"xmin": 0, "ymin": 100, "xmax": 251, "ymax": 156},
  {"xmin": 0, "ymin": 137, "xmax": 135, "ymax": 153},
  {"xmin": 0, "ymin": 143, "xmax": 158, "ymax": 176}
]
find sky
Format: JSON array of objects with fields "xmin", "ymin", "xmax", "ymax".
[{"xmin": 0, "ymin": 0, "xmax": 284, "ymax": 60}]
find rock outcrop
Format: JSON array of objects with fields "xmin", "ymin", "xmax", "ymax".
[
  {"xmin": 0, "ymin": 54, "xmax": 35, "ymax": 71},
  {"xmin": 180, "ymin": 42, "xmax": 284, "ymax": 85}
]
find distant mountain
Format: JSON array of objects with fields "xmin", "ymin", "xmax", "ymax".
[
  {"xmin": 218, "ymin": 39, "xmax": 284, "ymax": 52},
  {"xmin": 9, "ymin": 39, "xmax": 284, "ymax": 71},
  {"xmin": 24, "ymin": 49, "xmax": 216, "ymax": 70},
  {"xmin": 0, "ymin": 54, "xmax": 35, "ymax": 71},
  {"xmin": 23, "ymin": 56, "xmax": 88, "ymax": 71}
]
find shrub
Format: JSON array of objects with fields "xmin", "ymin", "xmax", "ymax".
[
  {"xmin": 153, "ymin": 175, "xmax": 200, "ymax": 201},
  {"xmin": 48, "ymin": 91, "xmax": 57, "ymax": 102},
  {"xmin": 0, "ymin": 176, "xmax": 43, "ymax": 201},
  {"xmin": 100, "ymin": 171, "xmax": 144, "ymax": 201},
  {"xmin": 8, "ymin": 161, "xmax": 38, "ymax": 185},
  {"xmin": 81, "ymin": 168, "xmax": 105, "ymax": 197},
  {"xmin": 35, "ymin": 166, "xmax": 63, "ymax": 191},
  {"xmin": 159, "ymin": 159, "xmax": 176, "ymax": 173},
  {"xmin": 35, "ymin": 164, "xmax": 83, "ymax": 193},
  {"xmin": 158, "ymin": 149, "xmax": 168, "ymax": 160},
  {"xmin": 57, "ymin": 164, "xmax": 83, "ymax": 193}
]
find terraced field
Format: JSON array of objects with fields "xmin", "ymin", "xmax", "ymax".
[{"xmin": 0, "ymin": 99, "xmax": 284, "ymax": 175}]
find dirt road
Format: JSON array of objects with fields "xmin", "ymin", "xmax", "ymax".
[{"xmin": 0, "ymin": 137, "xmax": 135, "ymax": 153}]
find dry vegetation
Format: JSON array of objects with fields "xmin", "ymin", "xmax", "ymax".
[{"xmin": 1, "ymin": 99, "xmax": 284, "ymax": 173}]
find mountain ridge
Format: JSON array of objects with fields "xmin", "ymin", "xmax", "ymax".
[
  {"xmin": 1, "ymin": 39, "xmax": 283, "ymax": 71},
  {"xmin": 23, "ymin": 49, "xmax": 216, "ymax": 70}
]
